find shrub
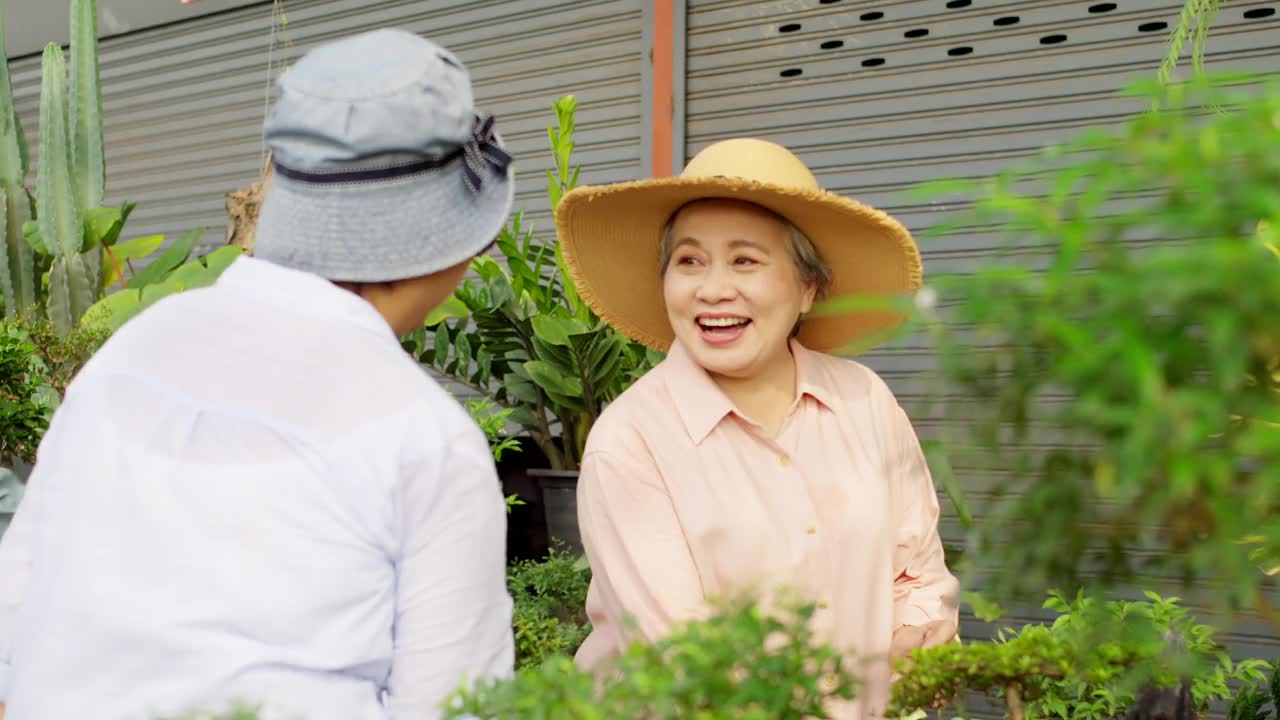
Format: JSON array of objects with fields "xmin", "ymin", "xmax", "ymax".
[
  {"xmin": 446, "ymin": 600, "xmax": 857, "ymax": 720},
  {"xmin": 508, "ymin": 544, "xmax": 591, "ymax": 669}
]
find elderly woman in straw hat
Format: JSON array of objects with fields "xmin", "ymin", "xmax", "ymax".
[{"xmin": 555, "ymin": 138, "xmax": 960, "ymax": 718}]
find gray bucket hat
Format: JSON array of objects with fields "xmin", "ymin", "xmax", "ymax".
[{"xmin": 254, "ymin": 28, "xmax": 514, "ymax": 282}]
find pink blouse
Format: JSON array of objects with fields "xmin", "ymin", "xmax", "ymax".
[{"xmin": 574, "ymin": 339, "xmax": 959, "ymax": 719}]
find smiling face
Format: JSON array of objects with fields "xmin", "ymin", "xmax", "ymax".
[{"xmin": 661, "ymin": 199, "xmax": 818, "ymax": 381}]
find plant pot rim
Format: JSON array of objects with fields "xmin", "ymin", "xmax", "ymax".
[{"xmin": 527, "ymin": 468, "xmax": 579, "ymax": 479}]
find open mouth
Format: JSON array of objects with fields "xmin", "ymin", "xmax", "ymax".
[{"xmin": 696, "ymin": 315, "xmax": 751, "ymax": 345}]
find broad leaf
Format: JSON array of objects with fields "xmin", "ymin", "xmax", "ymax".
[
  {"xmin": 126, "ymin": 227, "xmax": 203, "ymax": 289},
  {"xmin": 425, "ymin": 295, "xmax": 469, "ymax": 327},
  {"xmin": 524, "ymin": 359, "xmax": 582, "ymax": 399},
  {"xmin": 532, "ymin": 315, "xmax": 588, "ymax": 347}
]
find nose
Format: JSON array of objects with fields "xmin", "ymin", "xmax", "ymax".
[{"xmin": 694, "ymin": 263, "xmax": 737, "ymax": 303}]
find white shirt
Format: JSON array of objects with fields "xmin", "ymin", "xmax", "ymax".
[{"xmin": 0, "ymin": 257, "xmax": 514, "ymax": 719}]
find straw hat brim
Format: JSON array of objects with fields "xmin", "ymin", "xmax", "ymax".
[{"xmin": 555, "ymin": 175, "xmax": 922, "ymax": 353}]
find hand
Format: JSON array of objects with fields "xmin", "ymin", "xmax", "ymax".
[{"xmin": 889, "ymin": 618, "xmax": 958, "ymax": 664}]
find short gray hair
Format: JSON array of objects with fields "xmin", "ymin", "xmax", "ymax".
[{"xmin": 658, "ymin": 207, "xmax": 833, "ymax": 299}]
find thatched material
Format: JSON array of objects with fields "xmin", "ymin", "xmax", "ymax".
[{"xmin": 225, "ymin": 158, "xmax": 273, "ymax": 254}]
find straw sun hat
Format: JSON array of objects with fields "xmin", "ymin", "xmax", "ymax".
[{"xmin": 555, "ymin": 138, "xmax": 922, "ymax": 353}]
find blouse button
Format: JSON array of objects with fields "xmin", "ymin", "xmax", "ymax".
[
  {"xmin": 779, "ymin": 455, "xmax": 791, "ymax": 467},
  {"xmin": 805, "ymin": 524, "xmax": 817, "ymax": 535},
  {"xmin": 817, "ymin": 600, "xmax": 830, "ymax": 609}
]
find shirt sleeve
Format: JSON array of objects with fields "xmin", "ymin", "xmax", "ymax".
[
  {"xmin": 0, "ymin": 466, "xmax": 36, "ymax": 702},
  {"xmin": 885, "ymin": 401, "xmax": 961, "ymax": 631},
  {"xmin": 385, "ymin": 420, "xmax": 514, "ymax": 719},
  {"xmin": 577, "ymin": 442, "xmax": 706, "ymax": 660}
]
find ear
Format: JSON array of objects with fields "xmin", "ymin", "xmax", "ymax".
[{"xmin": 798, "ymin": 281, "xmax": 818, "ymax": 316}]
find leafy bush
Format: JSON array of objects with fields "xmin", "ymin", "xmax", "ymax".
[
  {"xmin": 1229, "ymin": 661, "xmax": 1280, "ymax": 720},
  {"xmin": 0, "ymin": 323, "xmax": 49, "ymax": 464},
  {"xmin": 445, "ymin": 600, "xmax": 857, "ymax": 720},
  {"xmin": 507, "ymin": 544, "xmax": 590, "ymax": 669},
  {"xmin": 909, "ymin": 74, "xmax": 1280, "ymax": 611},
  {"xmin": 889, "ymin": 591, "xmax": 1269, "ymax": 720}
]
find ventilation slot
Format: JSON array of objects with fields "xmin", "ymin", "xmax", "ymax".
[
  {"xmin": 1138, "ymin": 21, "xmax": 1169, "ymax": 32},
  {"xmin": 1088, "ymin": 2, "xmax": 1118, "ymax": 12},
  {"xmin": 821, "ymin": 39, "xmax": 845, "ymax": 49},
  {"xmin": 948, "ymin": 46, "xmax": 974, "ymax": 56},
  {"xmin": 993, "ymin": 16, "xmax": 1021, "ymax": 26},
  {"xmin": 862, "ymin": 57, "xmax": 886, "ymax": 67},
  {"xmin": 780, "ymin": 68, "xmax": 804, "ymax": 78},
  {"xmin": 904, "ymin": 28, "xmax": 930, "ymax": 38},
  {"xmin": 1040, "ymin": 34, "xmax": 1068, "ymax": 45},
  {"xmin": 860, "ymin": 11, "xmax": 885, "ymax": 20},
  {"xmin": 779, "ymin": 23, "xmax": 802, "ymax": 33},
  {"xmin": 1244, "ymin": 7, "xmax": 1276, "ymax": 19},
  {"xmin": 946, "ymin": 0, "xmax": 972, "ymax": 7},
  {"xmin": 818, "ymin": 0, "xmax": 842, "ymax": 4}
]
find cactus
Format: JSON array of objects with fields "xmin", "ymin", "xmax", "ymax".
[
  {"xmin": 0, "ymin": 0, "xmax": 36, "ymax": 318},
  {"xmin": 69, "ymin": 0, "xmax": 105, "ymax": 211},
  {"xmin": 37, "ymin": 43, "xmax": 101, "ymax": 335}
]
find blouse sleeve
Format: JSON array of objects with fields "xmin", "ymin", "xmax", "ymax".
[
  {"xmin": 577, "ymin": 439, "xmax": 707, "ymax": 655},
  {"xmin": 885, "ymin": 400, "xmax": 961, "ymax": 631}
]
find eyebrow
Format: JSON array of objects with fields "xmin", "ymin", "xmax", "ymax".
[{"xmin": 672, "ymin": 237, "xmax": 772, "ymax": 253}]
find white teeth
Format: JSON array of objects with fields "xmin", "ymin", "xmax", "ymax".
[{"xmin": 699, "ymin": 317, "xmax": 749, "ymax": 328}]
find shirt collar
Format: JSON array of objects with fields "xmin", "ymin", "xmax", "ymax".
[
  {"xmin": 217, "ymin": 256, "xmax": 397, "ymax": 339},
  {"xmin": 664, "ymin": 338, "xmax": 838, "ymax": 444}
]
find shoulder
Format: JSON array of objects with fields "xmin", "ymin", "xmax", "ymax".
[
  {"xmin": 583, "ymin": 362, "xmax": 676, "ymax": 462},
  {"xmin": 804, "ymin": 348, "xmax": 898, "ymax": 406}
]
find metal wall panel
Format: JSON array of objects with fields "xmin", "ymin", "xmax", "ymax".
[
  {"xmin": 687, "ymin": 0, "xmax": 1280, "ymax": 712},
  {"xmin": 7, "ymin": 0, "xmax": 644, "ymax": 253}
]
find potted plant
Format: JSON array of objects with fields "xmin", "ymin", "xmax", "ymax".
[{"xmin": 402, "ymin": 96, "xmax": 661, "ymax": 551}]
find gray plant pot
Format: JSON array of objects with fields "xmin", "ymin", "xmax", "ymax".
[
  {"xmin": 529, "ymin": 469, "xmax": 581, "ymax": 555},
  {"xmin": 0, "ymin": 459, "xmax": 31, "ymax": 540}
]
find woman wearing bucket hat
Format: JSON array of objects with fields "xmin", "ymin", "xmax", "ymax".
[
  {"xmin": 0, "ymin": 30, "xmax": 515, "ymax": 720},
  {"xmin": 557, "ymin": 138, "xmax": 960, "ymax": 718}
]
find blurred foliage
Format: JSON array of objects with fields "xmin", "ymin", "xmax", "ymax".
[
  {"xmin": 507, "ymin": 543, "xmax": 591, "ymax": 670},
  {"xmin": 911, "ymin": 74, "xmax": 1280, "ymax": 616}
]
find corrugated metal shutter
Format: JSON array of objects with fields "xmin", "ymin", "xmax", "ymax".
[
  {"xmin": 685, "ymin": 0, "xmax": 1280, "ymax": 709},
  {"xmin": 7, "ymin": 0, "xmax": 644, "ymax": 253}
]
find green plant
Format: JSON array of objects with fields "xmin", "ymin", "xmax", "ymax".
[
  {"xmin": 464, "ymin": 397, "xmax": 525, "ymax": 512},
  {"xmin": 507, "ymin": 544, "xmax": 591, "ymax": 669},
  {"xmin": 445, "ymin": 599, "xmax": 857, "ymax": 720},
  {"xmin": 1228, "ymin": 661, "xmax": 1280, "ymax": 720},
  {"xmin": 0, "ymin": 0, "xmax": 35, "ymax": 320},
  {"xmin": 908, "ymin": 74, "xmax": 1280, "ymax": 618},
  {"xmin": 402, "ymin": 96, "xmax": 662, "ymax": 471},
  {"xmin": 0, "ymin": 322, "xmax": 50, "ymax": 464},
  {"xmin": 889, "ymin": 592, "xmax": 1269, "ymax": 720},
  {"xmin": 0, "ymin": 0, "xmax": 240, "ymax": 335}
]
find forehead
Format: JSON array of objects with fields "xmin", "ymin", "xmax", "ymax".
[{"xmin": 669, "ymin": 199, "xmax": 790, "ymax": 242}]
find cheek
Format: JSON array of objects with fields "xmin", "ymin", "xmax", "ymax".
[{"xmin": 662, "ymin": 273, "xmax": 692, "ymax": 316}]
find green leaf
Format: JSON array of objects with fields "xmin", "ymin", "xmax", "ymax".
[
  {"xmin": 433, "ymin": 323, "xmax": 451, "ymax": 368},
  {"xmin": 100, "ymin": 234, "xmax": 163, "ymax": 286},
  {"xmin": 82, "ymin": 206, "xmax": 122, "ymax": 252},
  {"xmin": 21, "ymin": 219, "xmax": 46, "ymax": 256},
  {"xmin": 532, "ymin": 315, "xmax": 588, "ymax": 347},
  {"xmin": 455, "ymin": 332, "xmax": 473, "ymax": 377},
  {"xmin": 80, "ymin": 285, "xmax": 144, "ymax": 332},
  {"xmin": 524, "ymin": 359, "xmax": 583, "ymax": 398},
  {"xmin": 503, "ymin": 373, "xmax": 541, "ymax": 406},
  {"xmin": 425, "ymin": 294, "xmax": 470, "ymax": 327},
  {"xmin": 126, "ymin": 227, "xmax": 203, "ymax": 289}
]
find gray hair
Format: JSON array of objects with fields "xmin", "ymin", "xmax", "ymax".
[{"xmin": 658, "ymin": 208, "xmax": 833, "ymax": 300}]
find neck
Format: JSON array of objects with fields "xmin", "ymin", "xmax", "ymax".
[{"xmin": 712, "ymin": 343, "xmax": 798, "ymax": 436}]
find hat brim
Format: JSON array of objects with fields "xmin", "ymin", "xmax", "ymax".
[
  {"xmin": 555, "ymin": 176, "xmax": 922, "ymax": 353},
  {"xmin": 255, "ymin": 159, "xmax": 514, "ymax": 283}
]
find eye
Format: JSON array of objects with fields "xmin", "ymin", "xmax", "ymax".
[
  {"xmin": 673, "ymin": 254, "xmax": 702, "ymax": 266},
  {"xmin": 733, "ymin": 255, "xmax": 761, "ymax": 266}
]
